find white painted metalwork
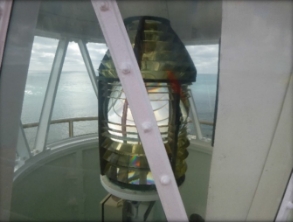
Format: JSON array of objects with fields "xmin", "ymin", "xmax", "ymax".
[
  {"xmin": 77, "ymin": 39, "xmax": 99, "ymax": 98},
  {"xmin": 34, "ymin": 38, "xmax": 69, "ymax": 153},
  {"xmin": 25, "ymin": 116, "xmax": 98, "ymax": 138},
  {"xmin": 0, "ymin": 0, "xmax": 12, "ymax": 68},
  {"xmin": 14, "ymin": 122, "xmax": 31, "ymax": 172},
  {"xmin": 91, "ymin": 1, "xmax": 188, "ymax": 221},
  {"xmin": 276, "ymin": 172, "xmax": 293, "ymax": 221},
  {"xmin": 206, "ymin": 1, "xmax": 293, "ymax": 221},
  {"xmin": 16, "ymin": 122, "xmax": 31, "ymax": 161},
  {"xmin": 22, "ymin": 116, "xmax": 211, "ymax": 141},
  {"xmin": 188, "ymin": 89, "xmax": 204, "ymax": 140},
  {"xmin": 246, "ymin": 72, "xmax": 293, "ymax": 221},
  {"xmin": 100, "ymin": 175, "xmax": 159, "ymax": 202}
]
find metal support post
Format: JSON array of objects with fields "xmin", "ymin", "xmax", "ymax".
[
  {"xmin": 78, "ymin": 39, "xmax": 99, "ymax": 98},
  {"xmin": 188, "ymin": 89, "xmax": 203, "ymax": 140},
  {"xmin": 91, "ymin": 1, "xmax": 188, "ymax": 221},
  {"xmin": 34, "ymin": 38, "xmax": 69, "ymax": 153},
  {"xmin": 123, "ymin": 201, "xmax": 155, "ymax": 221},
  {"xmin": 16, "ymin": 122, "xmax": 31, "ymax": 161},
  {"xmin": 0, "ymin": 0, "xmax": 12, "ymax": 68}
]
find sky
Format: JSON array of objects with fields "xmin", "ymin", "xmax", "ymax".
[
  {"xmin": 186, "ymin": 45, "xmax": 219, "ymax": 75},
  {"xmin": 28, "ymin": 36, "xmax": 219, "ymax": 75}
]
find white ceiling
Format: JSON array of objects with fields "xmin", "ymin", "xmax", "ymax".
[{"xmin": 36, "ymin": 0, "xmax": 222, "ymax": 45}]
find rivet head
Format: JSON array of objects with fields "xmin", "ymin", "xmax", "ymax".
[
  {"xmin": 100, "ymin": 2, "xmax": 109, "ymax": 11},
  {"xmin": 160, "ymin": 175, "xmax": 170, "ymax": 185},
  {"xmin": 120, "ymin": 62, "xmax": 131, "ymax": 74},
  {"xmin": 142, "ymin": 121, "xmax": 152, "ymax": 133}
]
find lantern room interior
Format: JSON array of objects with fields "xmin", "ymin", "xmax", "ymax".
[{"xmin": 0, "ymin": 0, "xmax": 292, "ymax": 221}]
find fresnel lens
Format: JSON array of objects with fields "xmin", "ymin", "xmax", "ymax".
[{"xmin": 98, "ymin": 16, "xmax": 196, "ymax": 192}]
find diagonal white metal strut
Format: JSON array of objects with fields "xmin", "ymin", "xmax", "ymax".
[
  {"xmin": 34, "ymin": 38, "xmax": 69, "ymax": 153},
  {"xmin": 91, "ymin": 1, "xmax": 188, "ymax": 221}
]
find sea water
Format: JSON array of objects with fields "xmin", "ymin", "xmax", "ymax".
[{"xmin": 21, "ymin": 71, "xmax": 217, "ymax": 149}]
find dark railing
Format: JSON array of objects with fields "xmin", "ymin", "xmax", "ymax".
[
  {"xmin": 22, "ymin": 116, "xmax": 213, "ymax": 137},
  {"xmin": 23, "ymin": 116, "xmax": 99, "ymax": 138}
]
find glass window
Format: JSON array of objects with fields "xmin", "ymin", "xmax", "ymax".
[
  {"xmin": 47, "ymin": 41, "xmax": 101, "ymax": 144},
  {"xmin": 186, "ymin": 44, "xmax": 219, "ymax": 140},
  {"xmin": 3, "ymin": 1, "xmax": 109, "ymax": 220},
  {"xmin": 0, "ymin": 0, "xmax": 221, "ymax": 221},
  {"xmin": 21, "ymin": 36, "xmax": 58, "ymax": 149},
  {"xmin": 87, "ymin": 43, "xmax": 108, "ymax": 72}
]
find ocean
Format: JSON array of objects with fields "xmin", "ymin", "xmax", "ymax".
[{"xmin": 21, "ymin": 71, "xmax": 217, "ymax": 149}]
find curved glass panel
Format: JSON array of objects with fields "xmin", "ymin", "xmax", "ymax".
[
  {"xmin": 100, "ymin": 82, "xmax": 190, "ymax": 188},
  {"xmin": 98, "ymin": 16, "xmax": 196, "ymax": 191}
]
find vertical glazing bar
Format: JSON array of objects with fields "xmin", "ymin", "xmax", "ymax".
[
  {"xmin": 69, "ymin": 120, "xmax": 74, "ymax": 137},
  {"xmin": 0, "ymin": 1, "xmax": 40, "ymax": 220},
  {"xmin": 91, "ymin": 1, "xmax": 188, "ymax": 221},
  {"xmin": 16, "ymin": 122, "xmax": 31, "ymax": 161},
  {"xmin": 188, "ymin": 89, "xmax": 203, "ymax": 140},
  {"xmin": 78, "ymin": 40, "xmax": 98, "ymax": 98},
  {"xmin": 0, "ymin": 0, "xmax": 12, "ymax": 68},
  {"xmin": 34, "ymin": 38, "xmax": 68, "ymax": 153}
]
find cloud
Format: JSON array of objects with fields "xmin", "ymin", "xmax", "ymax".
[
  {"xmin": 62, "ymin": 42, "xmax": 86, "ymax": 72},
  {"xmin": 28, "ymin": 36, "xmax": 58, "ymax": 71},
  {"xmin": 28, "ymin": 36, "xmax": 108, "ymax": 74},
  {"xmin": 29, "ymin": 36, "xmax": 218, "ymax": 75},
  {"xmin": 186, "ymin": 44, "xmax": 219, "ymax": 74},
  {"xmin": 87, "ymin": 43, "xmax": 107, "ymax": 71}
]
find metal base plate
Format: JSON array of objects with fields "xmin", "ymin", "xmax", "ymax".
[{"xmin": 100, "ymin": 175, "xmax": 159, "ymax": 201}]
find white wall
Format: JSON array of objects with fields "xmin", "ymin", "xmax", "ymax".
[{"xmin": 206, "ymin": 1, "xmax": 293, "ymax": 220}]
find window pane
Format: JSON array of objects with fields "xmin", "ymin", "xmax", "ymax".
[
  {"xmin": 5, "ymin": 1, "xmax": 108, "ymax": 221},
  {"xmin": 87, "ymin": 43, "xmax": 107, "ymax": 73},
  {"xmin": 186, "ymin": 45, "xmax": 219, "ymax": 139},
  {"xmin": 47, "ymin": 41, "xmax": 101, "ymax": 143},
  {"xmin": 21, "ymin": 36, "xmax": 58, "ymax": 150}
]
